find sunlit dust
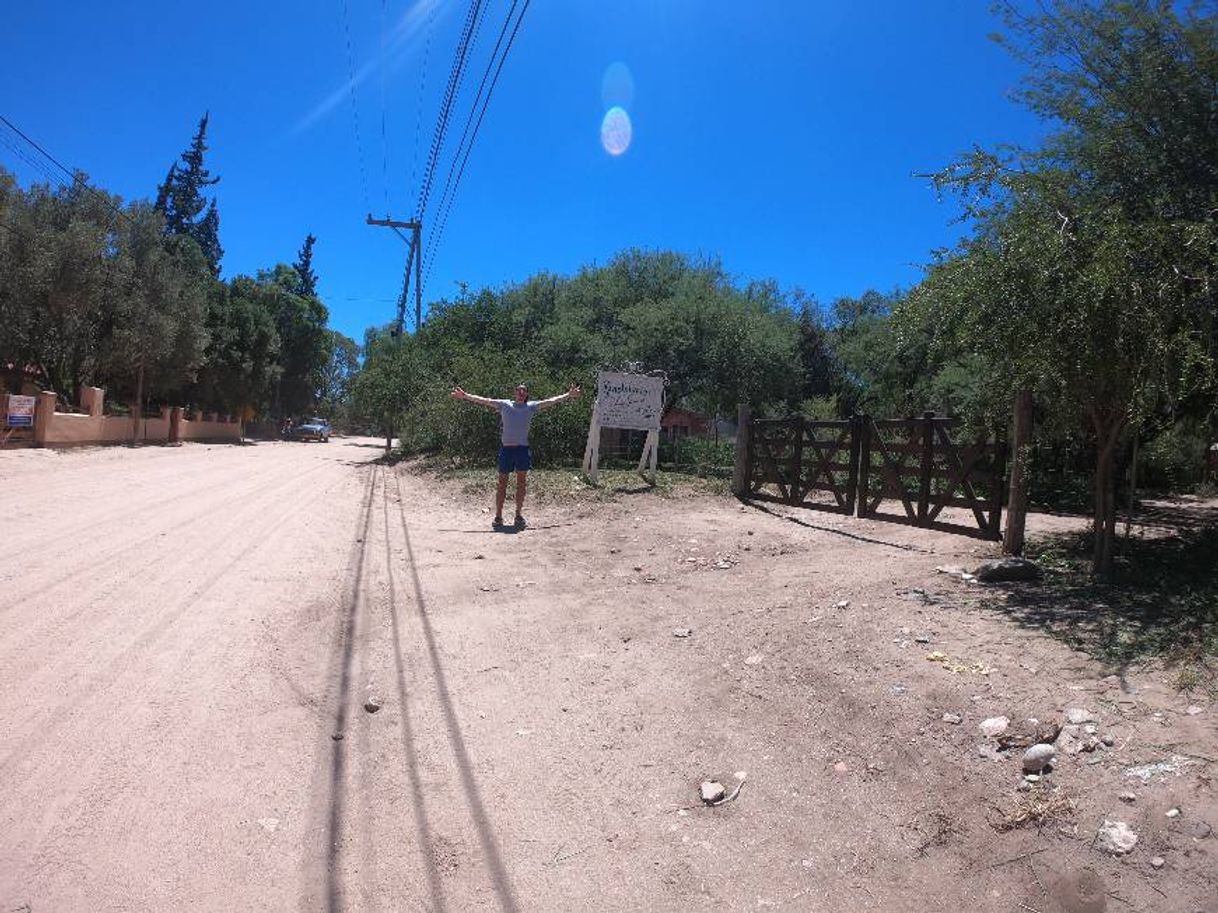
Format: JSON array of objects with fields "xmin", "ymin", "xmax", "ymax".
[
  {"xmin": 601, "ymin": 61, "xmax": 634, "ymax": 109},
  {"xmin": 600, "ymin": 106, "xmax": 632, "ymax": 156}
]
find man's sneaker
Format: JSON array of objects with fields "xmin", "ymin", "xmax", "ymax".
[
  {"xmin": 514, "ymin": 514, "xmax": 527, "ymax": 530},
  {"xmin": 492, "ymin": 516, "xmax": 505, "ymax": 530}
]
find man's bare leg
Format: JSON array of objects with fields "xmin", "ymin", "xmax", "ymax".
[
  {"xmin": 495, "ymin": 473, "xmax": 509, "ymax": 523},
  {"xmin": 515, "ymin": 471, "xmax": 528, "ymax": 524}
]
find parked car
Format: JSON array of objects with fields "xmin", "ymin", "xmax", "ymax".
[{"xmin": 290, "ymin": 417, "xmax": 331, "ymax": 442}]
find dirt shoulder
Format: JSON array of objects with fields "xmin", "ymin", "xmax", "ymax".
[{"xmin": 0, "ymin": 443, "xmax": 1213, "ymax": 912}]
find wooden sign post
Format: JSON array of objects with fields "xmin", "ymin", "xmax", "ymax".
[{"xmin": 582, "ymin": 371, "xmax": 665, "ymax": 484}]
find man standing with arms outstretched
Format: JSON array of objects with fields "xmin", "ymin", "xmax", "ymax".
[{"xmin": 451, "ymin": 382, "xmax": 582, "ymax": 529}]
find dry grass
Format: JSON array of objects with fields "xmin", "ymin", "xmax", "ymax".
[{"xmin": 990, "ymin": 786, "xmax": 1078, "ymax": 832}]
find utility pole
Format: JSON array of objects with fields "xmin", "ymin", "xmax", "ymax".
[{"xmin": 366, "ymin": 215, "xmax": 422, "ymax": 334}]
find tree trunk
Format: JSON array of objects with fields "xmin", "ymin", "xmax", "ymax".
[
  {"xmin": 1003, "ymin": 389, "xmax": 1033, "ymax": 556},
  {"xmin": 131, "ymin": 360, "xmax": 145, "ymax": 446},
  {"xmin": 1091, "ymin": 415, "xmax": 1124, "ymax": 579}
]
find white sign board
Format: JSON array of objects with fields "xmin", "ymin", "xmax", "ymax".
[
  {"xmin": 582, "ymin": 371, "xmax": 665, "ymax": 484},
  {"xmin": 595, "ymin": 372, "xmax": 663, "ymax": 432},
  {"xmin": 6, "ymin": 395, "xmax": 36, "ymax": 428}
]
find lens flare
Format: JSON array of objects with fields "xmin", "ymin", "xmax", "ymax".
[
  {"xmin": 601, "ymin": 61, "xmax": 634, "ymax": 109},
  {"xmin": 600, "ymin": 106, "xmax": 632, "ymax": 156}
]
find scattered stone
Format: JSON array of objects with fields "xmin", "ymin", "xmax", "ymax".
[
  {"xmin": 942, "ymin": 712, "xmax": 962, "ymax": 725},
  {"xmin": 835, "ymin": 600, "xmax": 850, "ymax": 609},
  {"xmin": 891, "ymin": 684, "xmax": 907, "ymax": 696},
  {"xmin": 744, "ymin": 653, "xmax": 764, "ymax": 666},
  {"xmin": 1023, "ymin": 773, "xmax": 1042, "ymax": 783},
  {"xmin": 1186, "ymin": 705, "xmax": 1204, "ymax": 716},
  {"xmin": 979, "ymin": 716, "xmax": 1010, "ymax": 739},
  {"xmin": 700, "ymin": 781, "xmax": 725, "ymax": 804},
  {"xmin": 914, "ymin": 635, "xmax": 932, "ymax": 644},
  {"xmin": 833, "ymin": 761, "xmax": 849, "ymax": 773},
  {"xmin": 1056, "ymin": 724, "xmax": 1086, "ymax": 756},
  {"xmin": 672, "ymin": 628, "xmax": 692, "ymax": 638},
  {"xmin": 1125, "ymin": 755, "xmax": 1194, "ymax": 782},
  {"xmin": 473, "ymin": 553, "xmax": 485, "ymax": 560},
  {"xmin": 1065, "ymin": 707, "xmax": 1096, "ymax": 725},
  {"xmin": 1101, "ymin": 734, "xmax": 1116, "ymax": 747},
  {"xmin": 633, "ymin": 565, "xmax": 644, "ymax": 572},
  {"xmin": 1119, "ymin": 792, "xmax": 1137, "ymax": 803},
  {"xmin": 363, "ymin": 697, "xmax": 383, "ymax": 714},
  {"xmin": 1000, "ymin": 718, "xmax": 1061, "ymax": 749},
  {"xmin": 1166, "ymin": 807, "xmax": 1181, "ymax": 819},
  {"xmin": 972, "ymin": 557, "xmax": 1042, "ymax": 582},
  {"xmin": 1016, "ymin": 780, "xmax": 1032, "ymax": 792},
  {"xmin": 935, "ymin": 564, "xmax": 967, "ymax": 576},
  {"xmin": 331, "ymin": 733, "xmax": 343, "ymax": 741},
  {"xmin": 1023, "ymin": 743, "xmax": 1056, "ymax": 773},
  {"xmin": 1095, "ymin": 819, "xmax": 1138, "ymax": 856},
  {"xmin": 608, "ymin": 547, "xmax": 619, "ymax": 554},
  {"xmin": 1150, "ymin": 856, "xmax": 1165, "ymax": 869},
  {"xmin": 977, "ymin": 743, "xmax": 1003, "ymax": 762},
  {"xmin": 715, "ymin": 561, "xmax": 732, "ymax": 570}
]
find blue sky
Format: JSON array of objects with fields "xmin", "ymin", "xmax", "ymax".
[{"xmin": 2, "ymin": 1, "xmax": 1045, "ymax": 342}]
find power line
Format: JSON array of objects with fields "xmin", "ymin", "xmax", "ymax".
[
  {"xmin": 412, "ymin": 0, "xmax": 487, "ymax": 224},
  {"xmin": 340, "ymin": 0, "xmax": 372, "ymax": 211},
  {"xmin": 423, "ymin": 0, "xmax": 532, "ymax": 286},
  {"xmin": 378, "ymin": 0, "xmax": 390, "ymax": 210},
  {"xmin": 0, "ymin": 114, "xmax": 131, "ymax": 237},
  {"xmin": 409, "ymin": 0, "xmax": 439, "ymax": 205}
]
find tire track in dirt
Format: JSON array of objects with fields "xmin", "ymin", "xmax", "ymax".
[
  {"xmin": 0, "ymin": 460, "xmax": 333, "ymax": 679},
  {"xmin": 0, "ymin": 450, "xmax": 315, "ymax": 612},
  {"xmin": 297, "ymin": 463, "xmax": 380, "ymax": 913},
  {"xmin": 0, "ymin": 449, "xmax": 292, "ymax": 570},
  {"xmin": 0, "ymin": 462, "xmax": 348, "ymax": 777}
]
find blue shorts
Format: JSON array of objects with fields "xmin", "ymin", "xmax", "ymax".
[{"xmin": 497, "ymin": 445, "xmax": 532, "ymax": 474}]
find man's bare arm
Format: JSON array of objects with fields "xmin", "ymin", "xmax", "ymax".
[
  {"xmin": 535, "ymin": 384, "xmax": 583, "ymax": 412},
  {"xmin": 451, "ymin": 386, "xmax": 502, "ymax": 410}
]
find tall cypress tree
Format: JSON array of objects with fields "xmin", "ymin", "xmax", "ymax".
[
  {"xmin": 155, "ymin": 113, "xmax": 223, "ymax": 276},
  {"xmin": 292, "ymin": 233, "xmax": 319, "ymax": 297}
]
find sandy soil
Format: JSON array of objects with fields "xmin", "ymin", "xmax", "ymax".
[{"xmin": 0, "ymin": 437, "xmax": 1214, "ymax": 912}]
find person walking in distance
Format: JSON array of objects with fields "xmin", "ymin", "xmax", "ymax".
[{"xmin": 451, "ymin": 382, "xmax": 582, "ymax": 529}]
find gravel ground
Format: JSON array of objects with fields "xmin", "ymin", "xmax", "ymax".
[{"xmin": 0, "ymin": 438, "xmax": 1213, "ymax": 912}]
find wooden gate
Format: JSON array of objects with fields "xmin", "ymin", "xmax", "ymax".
[
  {"xmin": 857, "ymin": 413, "xmax": 1006, "ymax": 540},
  {"xmin": 740, "ymin": 410, "xmax": 1006, "ymax": 540},
  {"xmin": 746, "ymin": 416, "xmax": 860, "ymax": 515}
]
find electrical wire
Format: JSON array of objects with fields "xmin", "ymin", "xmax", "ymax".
[
  {"xmin": 378, "ymin": 0, "xmax": 391, "ymax": 210},
  {"xmin": 409, "ymin": 0, "xmax": 439, "ymax": 205},
  {"xmin": 422, "ymin": 0, "xmax": 531, "ymax": 286},
  {"xmin": 341, "ymin": 0, "xmax": 372, "ymax": 212}
]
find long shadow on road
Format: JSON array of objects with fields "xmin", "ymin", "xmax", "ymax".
[
  {"xmin": 390, "ymin": 471, "xmax": 522, "ymax": 913},
  {"xmin": 381, "ymin": 479, "xmax": 448, "ymax": 913},
  {"xmin": 320, "ymin": 464, "xmax": 379, "ymax": 913}
]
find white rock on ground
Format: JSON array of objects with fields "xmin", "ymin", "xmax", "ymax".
[
  {"xmin": 1095, "ymin": 819, "xmax": 1138, "ymax": 855},
  {"xmin": 1022, "ymin": 743, "xmax": 1057, "ymax": 773},
  {"xmin": 979, "ymin": 716, "xmax": 1010, "ymax": 738},
  {"xmin": 1064, "ymin": 707, "xmax": 1095, "ymax": 725},
  {"xmin": 701, "ymin": 781, "xmax": 726, "ymax": 804}
]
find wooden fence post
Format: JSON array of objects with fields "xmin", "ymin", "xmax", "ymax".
[
  {"xmin": 846, "ymin": 414, "xmax": 862, "ymax": 516},
  {"xmin": 732, "ymin": 404, "xmax": 752, "ymax": 498},
  {"xmin": 856, "ymin": 415, "xmax": 872, "ymax": 518},
  {"xmin": 790, "ymin": 415, "xmax": 805, "ymax": 505},
  {"xmin": 1003, "ymin": 389, "xmax": 1033, "ymax": 555},
  {"xmin": 917, "ymin": 411, "xmax": 936, "ymax": 523}
]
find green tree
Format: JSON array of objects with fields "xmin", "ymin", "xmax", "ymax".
[
  {"xmin": 904, "ymin": 0, "xmax": 1218, "ymax": 576},
  {"xmin": 155, "ymin": 113, "xmax": 223, "ymax": 276},
  {"xmin": 100, "ymin": 202, "xmax": 210, "ymax": 426},
  {"xmin": 318, "ymin": 329, "xmax": 359, "ymax": 423},
  {"xmin": 194, "ymin": 280, "xmax": 281, "ymax": 423},
  {"xmin": 292, "ymin": 233, "xmax": 319, "ymax": 297}
]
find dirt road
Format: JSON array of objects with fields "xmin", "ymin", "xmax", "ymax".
[{"xmin": 1, "ymin": 439, "xmax": 1213, "ymax": 912}]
